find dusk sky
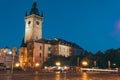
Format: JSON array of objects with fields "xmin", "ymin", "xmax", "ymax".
[{"xmin": 0, "ymin": 0, "xmax": 120, "ymax": 53}]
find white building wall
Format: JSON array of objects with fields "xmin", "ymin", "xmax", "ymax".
[
  {"xmin": 0, "ymin": 48, "xmax": 12, "ymax": 68},
  {"xmin": 58, "ymin": 45, "xmax": 70, "ymax": 57}
]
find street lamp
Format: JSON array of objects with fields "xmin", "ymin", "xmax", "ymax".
[
  {"xmin": 35, "ymin": 63, "xmax": 40, "ymax": 67},
  {"xmin": 35, "ymin": 63, "xmax": 40, "ymax": 70},
  {"xmin": 15, "ymin": 63, "xmax": 20, "ymax": 67},
  {"xmin": 55, "ymin": 62, "xmax": 61, "ymax": 71},
  {"xmin": 112, "ymin": 63, "xmax": 116, "ymax": 68},
  {"xmin": 35, "ymin": 63, "xmax": 40, "ymax": 75},
  {"xmin": 113, "ymin": 63, "xmax": 116, "ymax": 66},
  {"xmin": 56, "ymin": 62, "xmax": 61, "ymax": 66},
  {"xmin": 82, "ymin": 61, "xmax": 88, "ymax": 67}
]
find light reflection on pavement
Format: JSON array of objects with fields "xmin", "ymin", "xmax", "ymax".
[{"xmin": 0, "ymin": 72, "xmax": 120, "ymax": 80}]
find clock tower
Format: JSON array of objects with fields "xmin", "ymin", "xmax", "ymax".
[{"xmin": 24, "ymin": 1, "xmax": 43, "ymax": 43}]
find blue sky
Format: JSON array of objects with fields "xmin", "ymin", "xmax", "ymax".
[{"xmin": 0, "ymin": 0, "xmax": 120, "ymax": 53}]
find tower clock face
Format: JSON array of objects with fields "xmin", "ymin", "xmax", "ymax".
[{"xmin": 36, "ymin": 21, "xmax": 40, "ymax": 25}]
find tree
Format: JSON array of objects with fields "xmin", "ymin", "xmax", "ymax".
[{"xmin": 94, "ymin": 51, "xmax": 104, "ymax": 68}]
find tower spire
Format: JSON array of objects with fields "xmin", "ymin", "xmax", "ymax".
[
  {"xmin": 30, "ymin": 0, "xmax": 39, "ymax": 15},
  {"xmin": 33, "ymin": 0, "xmax": 36, "ymax": 2},
  {"xmin": 41, "ymin": 11, "xmax": 43, "ymax": 17}
]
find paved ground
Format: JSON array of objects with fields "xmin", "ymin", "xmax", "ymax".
[{"xmin": 0, "ymin": 71, "xmax": 120, "ymax": 80}]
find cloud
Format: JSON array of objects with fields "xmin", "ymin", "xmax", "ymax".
[
  {"xmin": 116, "ymin": 20, "xmax": 120, "ymax": 30},
  {"xmin": 110, "ymin": 19, "xmax": 120, "ymax": 41}
]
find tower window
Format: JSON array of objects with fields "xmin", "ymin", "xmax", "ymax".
[
  {"xmin": 36, "ymin": 21, "xmax": 39, "ymax": 25},
  {"xmin": 28, "ymin": 21, "xmax": 31, "ymax": 24}
]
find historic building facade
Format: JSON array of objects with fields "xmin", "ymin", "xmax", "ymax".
[
  {"xmin": 0, "ymin": 47, "xmax": 12, "ymax": 69},
  {"xmin": 19, "ymin": 1, "xmax": 83, "ymax": 69}
]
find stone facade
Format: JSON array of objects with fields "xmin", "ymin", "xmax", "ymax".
[
  {"xmin": 25, "ymin": 14, "xmax": 43, "ymax": 43},
  {"xmin": 0, "ymin": 47, "xmax": 12, "ymax": 69}
]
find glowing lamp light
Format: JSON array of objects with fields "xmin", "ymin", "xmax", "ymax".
[
  {"xmin": 8, "ymin": 51, "xmax": 12, "ymax": 54},
  {"xmin": 64, "ymin": 66, "xmax": 67, "ymax": 69},
  {"xmin": 82, "ymin": 61, "xmax": 88, "ymax": 66},
  {"xmin": 3, "ymin": 50, "xmax": 6, "ymax": 53},
  {"xmin": 15, "ymin": 63, "xmax": 20, "ymax": 67},
  {"xmin": 56, "ymin": 62, "xmax": 61, "ymax": 66},
  {"xmin": 58, "ymin": 66, "xmax": 61, "ymax": 70},
  {"xmin": 35, "ymin": 63, "xmax": 40, "ymax": 67},
  {"xmin": 44, "ymin": 66, "xmax": 47, "ymax": 69}
]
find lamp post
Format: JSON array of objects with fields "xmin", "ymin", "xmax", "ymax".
[
  {"xmin": 35, "ymin": 63, "xmax": 40, "ymax": 70},
  {"xmin": 112, "ymin": 63, "xmax": 116, "ymax": 68},
  {"xmin": 11, "ymin": 47, "xmax": 16, "ymax": 73},
  {"xmin": 35, "ymin": 63, "xmax": 40, "ymax": 75},
  {"xmin": 56, "ymin": 62, "xmax": 61, "ymax": 70}
]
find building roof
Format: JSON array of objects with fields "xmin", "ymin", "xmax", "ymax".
[
  {"xmin": 35, "ymin": 38, "xmax": 82, "ymax": 49},
  {"xmin": 53, "ymin": 38, "xmax": 83, "ymax": 49},
  {"xmin": 21, "ymin": 37, "xmax": 83, "ymax": 50},
  {"xmin": 35, "ymin": 38, "xmax": 52, "ymax": 44}
]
